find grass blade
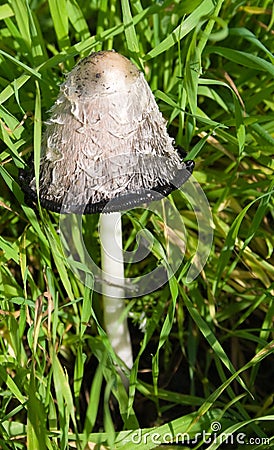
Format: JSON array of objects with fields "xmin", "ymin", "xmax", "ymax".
[
  {"xmin": 145, "ymin": 0, "xmax": 214, "ymax": 59},
  {"xmin": 121, "ymin": 0, "xmax": 139, "ymax": 53}
]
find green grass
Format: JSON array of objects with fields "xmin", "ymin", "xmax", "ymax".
[{"xmin": 0, "ymin": 0, "xmax": 274, "ymax": 449}]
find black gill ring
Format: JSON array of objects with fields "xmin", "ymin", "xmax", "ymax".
[{"xmin": 19, "ymin": 159, "xmax": 195, "ymax": 214}]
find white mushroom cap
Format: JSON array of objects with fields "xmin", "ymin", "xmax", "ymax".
[
  {"xmin": 25, "ymin": 50, "xmax": 194, "ymax": 213},
  {"xmin": 65, "ymin": 50, "xmax": 140, "ymax": 97}
]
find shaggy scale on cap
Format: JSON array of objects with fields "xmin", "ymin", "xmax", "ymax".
[{"xmin": 21, "ymin": 50, "xmax": 194, "ymax": 213}]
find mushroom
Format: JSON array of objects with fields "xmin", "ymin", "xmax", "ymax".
[{"xmin": 20, "ymin": 50, "xmax": 194, "ymax": 379}]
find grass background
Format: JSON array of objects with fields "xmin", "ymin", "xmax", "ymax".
[{"xmin": 0, "ymin": 0, "xmax": 274, "ymax": 449}]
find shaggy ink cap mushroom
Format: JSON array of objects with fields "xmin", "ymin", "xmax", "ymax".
[{"xmin": 21, "ymin": 50, "xmax": 194, "ymax": 214}]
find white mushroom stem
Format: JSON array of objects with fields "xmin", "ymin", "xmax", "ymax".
[{"xmin": 100, "ymin": 212, "xmax": 133, "ymax": 373}]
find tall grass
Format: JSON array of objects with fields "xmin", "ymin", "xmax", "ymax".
[{"xmin": 0, "ymin": 0, "xmax": 273, "ymax": 449}]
